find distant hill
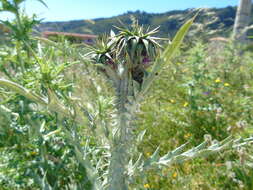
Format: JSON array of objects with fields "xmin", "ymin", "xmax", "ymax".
[{"xmin": 37, "ymin": 6, "xmax": 245, "ymax": 40}]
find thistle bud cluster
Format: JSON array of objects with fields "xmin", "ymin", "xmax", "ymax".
[{"xmin": 90, "ymin": 24, "xmax": 162, "ymax": 84}]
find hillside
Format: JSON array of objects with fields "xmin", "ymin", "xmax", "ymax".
[{"xmin": 37, "ymin": 6, "xmax": 239, "ymax": 40}]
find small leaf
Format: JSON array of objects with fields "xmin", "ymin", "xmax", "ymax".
[
  {"xmin": 110, "ymin": 30, "xmax": 115, "ymax": 37},
  {"xmin": 142, "ymin": 39, "xmax": 149, "ymax": 55},
  {"xmin": 36, "ymin": 0, "xmax": 48, "ymax": 8},
  {"xmin": 136, "ymin": 130, "xmax": 146, "ymax": 144},
  {"xmin": 143, "ymin": 147, "xmax": 160, "ymax": 168}
]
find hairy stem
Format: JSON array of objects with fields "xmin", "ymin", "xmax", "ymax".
[{"xmin": 108, "ymin": 72, "xmax": 134, "ymax": 190}]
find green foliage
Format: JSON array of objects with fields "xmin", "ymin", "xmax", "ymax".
[
  {"xmin": 0, "ymin": 0, "xmax": 44, "ymax": 42},
  {"xmin": 138, "ymin": 42, "xmax": 253, "ymax": 189}
]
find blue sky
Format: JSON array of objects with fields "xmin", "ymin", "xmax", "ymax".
[{"xmin": 1, "ymin": 0, "xmax": 238, "ymax": 21}]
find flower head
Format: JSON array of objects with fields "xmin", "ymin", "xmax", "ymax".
[
  {"xmin": 172, "ymin": 172, "xmax": 178, "ymax": 178},
  {"xmin": 146, "ymin": 152, "xmax": 151, "ymax": 157},
  {"xmin": 215, "ymin": 78, "xmax": 221, "ymax": 83},
  {"xmin": 144, "ymin": 184, "xmax": 150, "ymax": 188},
  {"xmin": 184, "ymin": 133, "xmax": 192, "ymax": 139},
  {"xmin": 170, "ymin": 99, "xmax": 175, "ymax": 103}
]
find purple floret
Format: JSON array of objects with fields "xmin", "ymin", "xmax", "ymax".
[
  {"xmin": 107, "ymin": 60, "xmax": 114, "ymax": 65},
  {"xmin": 203, "ymin": 91, "xmax": 211, "ymax": 95},
  {"xmin": 142, "ymin": 56, "xmax": 151, "ymax": 64}
]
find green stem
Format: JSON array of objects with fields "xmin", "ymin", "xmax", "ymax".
[
  {"xmin": 108, "ymin": 72, "xmax": 134, "ymax": 190},
  {"xmin": 16, "ymin": 41, "xmax": 25, "ymax": 74}
]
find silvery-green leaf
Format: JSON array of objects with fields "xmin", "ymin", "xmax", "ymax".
[
  {"xmin": 143, "ymin": 147, "xmax": 160, "ymax": 168},
  {"xmin": 0, "ymin": 78, "xmax": 47, "ymax": 105},
  {"xmin": 159, "ymin": 142, "xmax": 188, "ymax": 165},
  {"xmin": 110, "ymin": 30, "xmax": 115, "ymax": 38},
  {"xmin": 138, "ymin": 16, "xmax": 195, "ymax": 99},
  {"xmin": 136, "ymin": 130, "xmax": 146, "ymax": 144}
]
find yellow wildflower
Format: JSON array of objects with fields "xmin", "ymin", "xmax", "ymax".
[
  {"xmin": 172, "ymin": 172, "xmax": 178, "ymax": 178},
  {"xmin": 170, "ymin": 99, "xmax": 175, "ymax": 103},
  {"xmin": 146, "ymin": 152, "xmax": 151, "ymax": 157},
  {"xmin": 30, "ymin": 151, "xmax": 38, "ymax": 156},
  {"xmin": 144, "ymin": 184, "xmax": 150, "ymax": 188},
  {"xmin": 224, "ymin": 83, "xmax": 230, "ymax": 87},
  {"xmin": 183, "ymin": 102, "xmax": 189, "ymax": 107},
  {"xmin": 184, "ymin": 133, "xmax": 192, "ymax": 139},
  {"xmin": 215, "ymin": 78, "xmax": 221, "ymax": 83}
]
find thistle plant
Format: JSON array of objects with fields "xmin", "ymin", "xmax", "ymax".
[
  {"xmin": 0, "ymin": 0, "xmax": 46, "ymax": 45},
  {"xmin": 0, "ymin": 5, "xmax": 253, "ymax": 190},
  {"xmin": 0, "ymin": 0, "xmax": 46, "ymax": 73},
  {"xmin": 88, "ymin": 22, "xmax": 165, "ymax": 189}
]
